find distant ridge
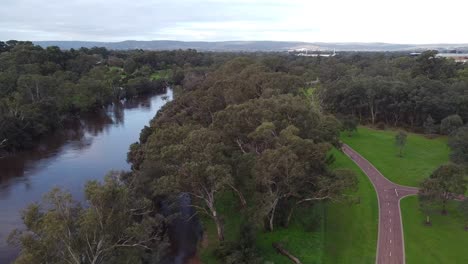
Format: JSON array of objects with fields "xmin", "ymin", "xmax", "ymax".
[{"xmin": 32, "ymin": 40, "xmax": 468, "ymax": 52}]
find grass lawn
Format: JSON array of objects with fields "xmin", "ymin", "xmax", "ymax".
[
  {"xmin": 150, "ymin": 70, "xmax": 171, "ymax": 81},
  {"xmin": 401, "ymin": 196, "xmax": 468, "ymax": 264},
  {"xmin": 343, "ymin": 127, "xmax": 467, "ymax": 263},
  {"xmin": 323, "ymin": 149, "xmax": 378, "ymax": 264},
  {"xmin": 200, "ymin": 191, "xmax": 326, "ymax": 264},
  {"xmin": 341, "ymin": 126, "xmax": 449, "ymax": 187}
]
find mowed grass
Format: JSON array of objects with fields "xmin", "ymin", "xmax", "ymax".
[
  {"xmin": 323, "ymin": 148, "xmax": 378, "ymax": 264},
  {"xmin": 341, "ymin": 126, "xmax": 449, "ymax": 187},
  {"xmin": 343, "ymin": 127, "xmax": 467, "ymax": 263},
  {"xmin": 401, "ymin": 196, "xmax": 468, "ymax": 264},
  {"xmin": 256, "ymin": 204, "xmax": 325, "ymax": 264}
]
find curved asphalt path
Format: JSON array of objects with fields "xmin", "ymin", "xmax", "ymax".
[{"xmin": 342, "ymin": 144, "xmax": 419, "ymax": 264}]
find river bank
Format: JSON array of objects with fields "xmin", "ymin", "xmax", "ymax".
[{"xmin": 0, "ymin": 90, "xmax": 172, "ymax": 263}]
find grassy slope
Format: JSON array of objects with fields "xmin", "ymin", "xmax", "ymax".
[
  {"xmin": 200, "ymin": 191, "xmax": 326, "ymax": 264},
  {"xmin": 323, "ymin": 149, "xmax": 378, "ymax": 264},
  {"xmin": 341, "ymin": 127, "xmax": 449, "ymax": 187},
  {"xmin": 256, "ymin": 204, "xmax": 325, "ymax": 264},
  {"xmin": 401, "ymin": 196, "xmax": 468, "ymax": 264}
]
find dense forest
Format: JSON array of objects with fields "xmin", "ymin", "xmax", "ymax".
[
  {"xmin": 0, "ymin": 41, "xmax": 226, "ymax": 153},
  {"xmin": 317, "ymin": 51, "xmax": 468, "ymax": 131},
  {"xmin": 7, "ymin": 46, "xmax": 468, "ymax": 263},
  {"xmin": 3, "ymin": 43, "xmax": 467, "ymax": 153}
]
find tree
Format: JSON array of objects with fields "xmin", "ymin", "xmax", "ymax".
[
  {"xmin": 8, "ymin": 173, "xmax": 169, "ymax": 264},
  {"xmin": 412, "ymin": 51, "xmax": 442, "ymax": 79},
  {"xmin": 423, "ymin": 115, "xmax": 438, "ymax": 135},
  {"xmin": 459, "ymin": 198, "xmax": 468, "ymax": 230},
  {"xmin": 395, "ymin": 131, "xmax": 407, "ymax": 157},
  {"xmin": 341, "ymin": 115, "xmax": 358, "ymax": 136},
  {"xmin": 440, "ymin": 114, "xmax": 463, "ymax": 135},
  {"xmin": 448, "ymin": 127, "xmax": 468, "ymax": 165},
  {"xmin": 418, "ymin": 180, "xmax": 440, "ymax": 225},
  {"xmin": 124, "ymin": 58, "xmax": 137, "ymax": 75},
  {"xmin": 253, "ymin": 125, "xmax": 356, "ymax": 231},
  {"xmin": 419, "ymin": 163, "xmax": 467, "ymax": 214},
  {"xmin": 214, "ymin": 222, "xmax": 263, "ymax": 264},
  {"xmin": 155, "ymin": 128, "xmax": 232, "ymax": 242}
]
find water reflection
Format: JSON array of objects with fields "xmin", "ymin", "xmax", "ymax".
[{"xmin": 0, "ymin": 89, "xmax": 172, "ymax": 263}]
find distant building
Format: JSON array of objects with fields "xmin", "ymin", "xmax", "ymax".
[
  {"xmin": 436, "ymin": 53, "xmax": 468, "ymax": 63},
  {"xmin": 293, "ymin": 49, "xmax": 336, "ymax": 57}
]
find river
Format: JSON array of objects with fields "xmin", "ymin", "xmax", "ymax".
[{"xmin": 0, "ymin": 89, "xmax": 173, "ymax": 263}]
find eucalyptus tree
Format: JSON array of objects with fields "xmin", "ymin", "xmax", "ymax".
[
  {"xmin": 420, "ymin": 163, "xmax": 467, "ymax": 214},
  {"xmin": 9, "ymin": 173, "xmax": 169, "ymax": 264},
  {"xmin": 448, "ymin": 127, "xmax": 468, "ymax": 165},
  {"xmin": 440, "ymin": 114, "xmax": 463, "ymax": 135},
  {"xmin": 154, "ymin": 128, "xmax": 232, "ymax": 242},
  {"xmin": 395, "ymin": 131, "xmax": 408, "ymax": 157}
]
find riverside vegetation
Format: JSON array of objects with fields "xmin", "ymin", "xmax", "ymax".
[{"xmin": 6, "ymin": 46, "xmax": 468, "ymax": 263}]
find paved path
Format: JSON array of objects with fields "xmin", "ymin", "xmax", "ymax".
[{"xmin": 342, "ymin": 144, "xmax": 419, "ymax": 264}]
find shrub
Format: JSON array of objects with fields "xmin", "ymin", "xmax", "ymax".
[{"xmin": 440, "ymin": 115, "xmax": 463, "ymax": 135}]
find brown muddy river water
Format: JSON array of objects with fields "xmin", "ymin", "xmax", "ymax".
[{"xmin": 0, "ymin": 89, "xmax": 172, "ymax": 263}]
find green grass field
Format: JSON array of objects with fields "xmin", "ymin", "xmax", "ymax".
[
  {"xmin": 343, "ymin": 127, "xmax": 467, "ymax": 263},
  {"xmin": 199, "ymin": 191, "xmax": 326, "ymax": 264},
  {"xmin": 341, "ymin": 127, "xmax": 449, "ymax": 187},
  {"xmin": 323, "ymin": 149, "xmax": 378, "ymax": 264},
  {"xmin": 401, "ymin": 196, "xmax": 468, "ymax": 264},
  {"xmin": 150, "ymin": 70, "xmax": 171, "ymax": 81}
]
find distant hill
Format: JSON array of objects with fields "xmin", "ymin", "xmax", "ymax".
[{"xmin": 32, "ymin": 40, "xmax": 468, "ymax": 52}]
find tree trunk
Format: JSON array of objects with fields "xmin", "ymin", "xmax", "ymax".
[
  {"xmin": 442, "ymin": 200, "xmax": 447, "ymax": 215},
  {"xmin": 286, "ymin": 206, "xmax": 295, "ymax": 227},
  {"xmin": 269, "ymin": 198, "xmax": 279, "ymax": 231},
  {"xmin": 35, "ymin": 82, "xmax": 40, "ymax": 100},
  {"xmin": 213, "ymin": 213, "xmax": 224, "ymax": 241},
  {"xmin": 206, "ymin": 197, "xmax": 225, "ymax": 241},
  {"xmin": 425, "ymin": 215, "xmax": 431, "ymax": 226},
  {"xmin": 229, "ymin": 184, "xmax": 247, "ymax": 208}
]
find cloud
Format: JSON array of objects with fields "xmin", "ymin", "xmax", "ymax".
[{"xmin": 0, "ymin": 0, "xmax": 466, "ymax": 43}]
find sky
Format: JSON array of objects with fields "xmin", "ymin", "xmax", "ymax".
[{"xmin": 0, "ymin": 0, "xmax": 467, "ymax": 44}]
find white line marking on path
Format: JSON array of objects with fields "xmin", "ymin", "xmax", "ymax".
[{"xmin": 395, "ymin": 188, "xmax": 399, "ymax": 197}]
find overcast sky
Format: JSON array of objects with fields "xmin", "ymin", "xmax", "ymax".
[{"xmin": 1, "ymin": 0, "xmax": 467, "ymax": 43}]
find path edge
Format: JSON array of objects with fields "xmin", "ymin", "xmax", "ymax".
[{"xmin": 341, "ymin": 144, "xmax": 380, "ymax": 264}]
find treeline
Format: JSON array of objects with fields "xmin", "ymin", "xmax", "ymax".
[
  {"xmin": 316, "ymin": 51, "xmax": 468, "ymax": 131},
  {"xmin": 0, "ymin": 41, "xmax": 220, "ymax": 152}
]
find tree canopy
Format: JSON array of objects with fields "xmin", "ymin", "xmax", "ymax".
[{"xmin": 9, "ymin": 173, "xmax": 169, "ymax": 264}]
